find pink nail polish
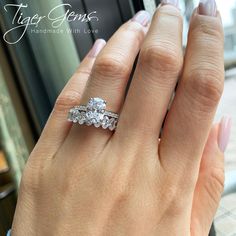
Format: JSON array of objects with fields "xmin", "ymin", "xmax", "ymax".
[
  {"xmin": 88, "ymin": 39, "xmax": 106, "ymax": 58},
  {"xmin": 161, "ymin": 0, "xmax": 179, "ymax": 7},
  {"xmin": 218, "ymin": 116, "xmax": 232, "ymax": 153},
  {"xmin": 198, "ymin": 0, "xmax": 217, "ymax": 17},
  {"xmin": 131, "ymin": 11, "xmax": 151, "ymax": 27}
]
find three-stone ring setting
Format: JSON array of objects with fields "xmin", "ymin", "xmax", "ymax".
[{"xmin": 68, "ymin": 98, "xmax": 119, "ymax": 131}]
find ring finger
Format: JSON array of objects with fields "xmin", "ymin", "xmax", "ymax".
[{"xmin": 65, "ymin": 11, "xmax": 151, "ymax": 148}]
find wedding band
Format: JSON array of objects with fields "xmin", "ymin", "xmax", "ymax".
[{"xmin": 68, "ymin": 97, "xmax": 119, "ymax": 131}]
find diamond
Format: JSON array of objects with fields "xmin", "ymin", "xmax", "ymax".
[
  {"xmin": 68, "ymin": 97, "xmax": 118, "ymax": 131},
  {"xmin": 87, "ymin": 98, "xmax": 106, "ymax": 110},
  {"xmin": 108, "ymin": 118, "xmax": 117, "ymax": 131},
  {"xmin": 79, "ymin": 119, "xmax": 85, "ymax": 125},
  {"xmin": 102, "ymin": 116, "xmax": 109, "ymax": 129},
  {"xmin": 68, "ymin": 109, "xmax": 74, "ymax": 121},
  {"xmin": 68, "ymin": 109, "xmax": 80, "ymax": 123},
  {"xmin": 78, "ymin": 112, "xmax": 86, "ymax": 124},
  {"xmin": 86, "ymin": 121, "xmax": 92, "ymax": 126},
  {"xmin": 94, "ymin": 123, "xmax": 101, "ymax": 128},
  {"xmin": 86, "ymin": 98, "xmax": 106, "ymax": 124}
]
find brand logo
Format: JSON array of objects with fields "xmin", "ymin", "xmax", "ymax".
[{"xmin": 3, "ymin": 3, "xmax": 99, "ymax": 44}]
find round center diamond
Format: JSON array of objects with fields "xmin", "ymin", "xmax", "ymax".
[{"xmin": 86, "ymin": 98, "xmax": 107, "ymax": 124}]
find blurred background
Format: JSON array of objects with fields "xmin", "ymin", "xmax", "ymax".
[{"xmin": 0, "ymin": 0, "xmax": 235, "ymax": 235}]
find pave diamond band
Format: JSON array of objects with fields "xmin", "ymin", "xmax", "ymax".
[{"xmin": 68, "ymin": 98, "xmax": 119, "ymax": 131}]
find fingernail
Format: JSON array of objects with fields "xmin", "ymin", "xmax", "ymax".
[
  {"xmin": 161, "ymin": 0, "xmax": 179, "ymax": 7},
  {"xmin": 198, "ymin": 0, "xmax": 217, "ymax": 17},
  {"xmin": 131, "ymin": 10, "xmax": 151, "ymax": 27},
  {"xmin": 218, "ymin": 116, "xmax": 232, "ymax": 153},
  {"xmin": 88, "ymin": 39, "xmax": 106, "ymax": 58}
]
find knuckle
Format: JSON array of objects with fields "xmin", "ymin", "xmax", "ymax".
[
  {"xmin": 20, "ymin": 176, "xmax": 32, "ymax": 194},
  {"xmin": 204, "ymin": 168, "xmax": 225, "ymax": 203},
  {"xmin": 211, "ymin": 167, "xmax": 225, "ymax": 192},
  {"xmin": 105, "ymin": 167, "xmax": 132, "ymax": 202},
  {"xmin": 54, "ymin": 91, "xmax": 80, "ymax": 113},
  {"xmin": 111, "ymin": 182, "xmax": 129, "ymax": 202},
  {"xmin": 162, "ymin": 185, "xmax": 186, "ymax": 216},
  {"xmin": 75, "ymin": 68, "xmax": 91, "ymax": 77},
  {"xmin": 94, "ymin": 55, "xmax": 130, "ymax": 78},
  {"xmin": 109, "ymin": 175, "xmax": 130, "ymax": 201},
  {"xmin": 20, "ymin": 163, "xmax": 41, "ymax": 194},
  {"xmin": 185, "ymin": 68, "xmax": 224, "ymax": 111},
  {"xmin": 140, "ymin": 45, "xmax": 182, "ymax": 74}
]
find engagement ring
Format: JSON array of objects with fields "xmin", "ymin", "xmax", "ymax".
[{"xmin": 68, "ymin": 97, "xmax": 119, "ymax": 131}]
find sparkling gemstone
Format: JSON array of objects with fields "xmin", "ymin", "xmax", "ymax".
[
  {"xmin": 69, "ymin": 109, "xmax": 79, "ymax": 123},
  {"xmin": 94, "ymin": 123, "xmax": 101, "ymax": 128},
  {"xmin": 68, "ymin": 109, "xmax": 74, "ymax": 121},
  {"xmin": 86, "ymin": 98, "xmax": 106, "ymax": 124},
  {"xmin": 78, "ymin": 112, "xmax": 86, "ymax": 124},
  {"xmin": 102, "ymin": 116, "xmax": 109, "ymax": 129},
  {"xmin": 79, "ymin": 119, "xmax": 85, "ymax": 125},
  {"xmin": 86, "ymin": 121, "xmax": 92, "ymax": 126},
  {"xmin": 87, "ymin": 98, "xmax": 106, "ymax": 110},
  {"xmin": 108, "ymin": 118, "xmax": 117, "ymax": 131}
]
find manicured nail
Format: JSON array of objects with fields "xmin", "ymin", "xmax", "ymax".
[
  {"xmin": 161, "ymin": 0, "xmax": 179, "ymax": 7},
  {"xmin": 198, "ymin": 0, "xmax": 217, "ymax": 17},
  {"xmin": 88, "ymin": 39, "xmax": 106, "ymax": 58},
  {"xmin": 131, "ymin": 10, "xmax": 151, "ymax": 27},
  {"xmin": 218, "ymin": 116, "xmax": 232, "ymax": 153}
]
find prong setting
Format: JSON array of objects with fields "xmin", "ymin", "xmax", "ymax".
[{"xmin": 68, "ymin": 97, "xmax": 118, "ymax": 131}]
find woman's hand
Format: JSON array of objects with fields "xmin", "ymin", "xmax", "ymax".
[{"xmin": 11, "ymin": 0, "xmax": 231, "ymax": 235}]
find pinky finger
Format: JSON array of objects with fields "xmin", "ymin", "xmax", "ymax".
[{"xmin": 191, "ymin": 116, "xmax": 232, "ymax": 235}]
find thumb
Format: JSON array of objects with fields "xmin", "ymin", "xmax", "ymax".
[{"xmin": 191, "ymin": 116, "xmax": 232, "ymax": 235}]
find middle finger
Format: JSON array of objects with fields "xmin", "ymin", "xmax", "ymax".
[{"xmin": 116, "ymin": 3, "xmax": 183, "ymax": 146}]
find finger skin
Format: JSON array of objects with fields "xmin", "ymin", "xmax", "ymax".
[
  {"xmin": 116, "ymin": 5, "xmax": 183, "ymax": 146},
  {"xmin": 80, "ymin": 20, "xmax": 149, "ymax": 112},
  {"xmin": 66, "ymin": 17, "xmax": 149, "ymax": 147},
  {"xmin": 160, "ymin": 10, "xmax": 224, "ymax": 186},
  {"xmin": 191, "ymin": 124, "xmax": 224, "ymax": 236},
  {"xmin": 30, "ymin": 41, "xmax": 106, "ymax": 160}
]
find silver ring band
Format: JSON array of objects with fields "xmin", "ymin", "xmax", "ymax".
[{"xmin": 68, "ymin": 98, "xmax": 118, "ymax": 131}]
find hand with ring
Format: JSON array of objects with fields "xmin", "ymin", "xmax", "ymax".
[{"xmin": 11, "ymin": 0, "xmax": 231, "ymax": 235}]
